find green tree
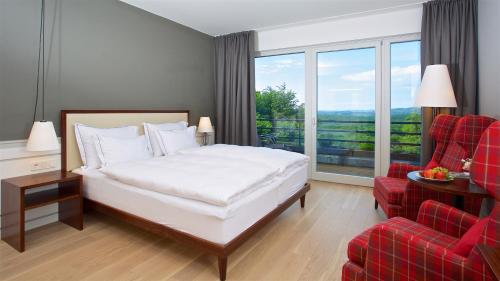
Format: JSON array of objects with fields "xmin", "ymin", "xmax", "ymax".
[
  {"xmin": 256, "ymin": 83, "xmax": 299, "ymax": 120},
  {"xmin": 256, "ymin": 84, "xmax": 304, "ymax": 148}
]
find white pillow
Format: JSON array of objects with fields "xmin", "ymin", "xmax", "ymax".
[
  {"xmin": 74, "ymin": 123, "xmax": 139, "ymax": 169},
  {"xmin": 156, "ymin": 126, "xmax": 199, "ymax": 155},
  {"xmin": 95, "ymin": 135, "xmax": 152, "ymax": 166},
  {"xmin": 143, "ymin": 121, "xmax": 188, "ymax": 156}
]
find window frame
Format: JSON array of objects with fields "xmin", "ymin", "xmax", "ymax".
[{"xmin": 255, "ymin": 33, "xmax": 421, "ymax": 186}]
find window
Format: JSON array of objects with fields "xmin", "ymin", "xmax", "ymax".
[
  {"xmin": 390, "ymin": 41, "xmax": 421, "ymax": 165},
  {"xmin": 254, "ymin": 36, "xmax": 421, "ymax": 185},
  {"xmin": 255, "ymin": 53, "xmax": 305, "ymax": 153}
]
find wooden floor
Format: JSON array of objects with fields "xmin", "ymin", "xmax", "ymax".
[{"xmin": 0, "ymin": 181, "xmax": 383, "ymax": 281}]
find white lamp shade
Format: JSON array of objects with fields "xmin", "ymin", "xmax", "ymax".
[
  {"xmin": 415, "ymin": 65, "xmax": 457, "ymax": 108},
  {"xmin": 26, "ymin": 121, "xmax": 59, "ymax": 151},
  {"xmin": 198, "ymin": 117, "xmax": 214, "ymax": 133}
]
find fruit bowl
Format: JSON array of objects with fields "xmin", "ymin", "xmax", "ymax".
[{"xmin": 418, "ymin": 167, "xmax": 454, "ymax": 182}]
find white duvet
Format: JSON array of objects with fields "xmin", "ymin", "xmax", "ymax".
[
  {"xmin": 100, "ymin": 154, "xmax": 279, "ymax": 207},
  {"xmin": 180, "ymin": 144, "xmax": 309, "ymax": 175},
  {"xmin": 100, "ymin": 145, "xmax": 309, "ymax": 207}
]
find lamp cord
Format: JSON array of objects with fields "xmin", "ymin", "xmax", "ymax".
[
  {"xmin": 42, "ymin": 0, "xmax": 45, "ymax": 121},
  {"xmin": 33, "ymin": 0, "xmax": 45, "ymax": 123}
]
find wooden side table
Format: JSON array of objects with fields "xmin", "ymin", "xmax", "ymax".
[
  {"xmin": 407, "ymin": 171, "xmax": 491, "ymax": 210},
  {"xmin": 1, "ymin": 170, "xmax": 83, "ymax": 252},
  {"xmin": 477, "ymin": 245, "xmax": 500, "ymax": 280}
]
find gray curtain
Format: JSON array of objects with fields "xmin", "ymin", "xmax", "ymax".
[
  {"xmin": 214, "ymin": 31, "xmax": 257, "ymax": 146},
  {"xmin": 420, "ymin": 0, "xmax": 478, "ymax": 164}
]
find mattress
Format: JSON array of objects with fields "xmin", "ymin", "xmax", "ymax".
[{"xmin": 73, "ymin": 163, "xmax": 307, "ymax": 244}]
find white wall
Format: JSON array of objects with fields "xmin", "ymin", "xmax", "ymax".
[
  {"xmin": 255, "ymin": 6, "xmax": 422, "ymax": 52},
  {"xmin": 478, "ymin": 0, "xmax": 500, "ymax": 119}
]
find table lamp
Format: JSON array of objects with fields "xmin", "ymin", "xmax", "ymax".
[{"xmin": 198, "ymin": 117, "xmax": 214, "ymax": 146}]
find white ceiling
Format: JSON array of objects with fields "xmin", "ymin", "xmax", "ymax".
[{"xmin": 120, "ymin": 0, "xmax": 424, "ymax": 36}]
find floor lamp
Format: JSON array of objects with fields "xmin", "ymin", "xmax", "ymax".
[{"xmin": 415, "ymin": 64, "xmax": 458, "ymax": 164}]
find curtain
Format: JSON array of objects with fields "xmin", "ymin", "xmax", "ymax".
[
  {"xmin": 214, "ymin": 31, "xmax": 257, "ymax": 146},
  {"xmin": 420, "ymin": 0, "xmax": 478, "ymax": 164}
]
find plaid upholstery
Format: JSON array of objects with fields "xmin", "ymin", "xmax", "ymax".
[
  {"xmin": 342, "ymin": 202, "xmax": 499, "ymax": 281},
  {"xmin": 365, "ymin": 224, "xmax": 469, "ymax": 281},
  {"xmin": 470, "ymin": 121, "xmax": 500, "ymax": 200},
  {"xmin": 402, "ymin": 181, "xmax": 457, "ymax": 221},
  {"xmin": 373, "ymin": 193, "xmax": 403, "ymax": 218},
  {"xmin": 386, "ymin": 163, "xmax": 422, "ymax": 179},
  {"xmin": 439, "ymin": 142, "xmax": 468, "ymax": 171},
  {"xmin": 342, "ymin": 261, "xmax": 365, "ymax": 281},
  {"xmin": 468, "ymin": 203, "xmax": 500, "ymax": 281},
  {"xmin": 373, "ymin": 177, "xmax": 406, "ymax": 204},
  {"xmin": 440, "ymin": 115, "xmax": 496, "ymax": 171},
  {"xmin": 347, "ymin": 216, "xmax": 459, "ymax": 267},
  {"xmin": 374, "ymin": 115, "xmax": 495, "ymax": 220},
  {"xmin": 417, "ymin": 200, "xmax": 479, "ymax": 238},
  {"xmin": 373, "ymin": 177, "xmax": 405, "ymax": 218},
  {"xmin": 429, "ymin": 114, "xmax": 460, "ymax": 163}
]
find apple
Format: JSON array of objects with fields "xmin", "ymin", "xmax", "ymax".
[
  {"xmin": 423, "ymin": 169, "xmax": 434, "ymax": 179},
  {"xmin": 435, "ymin": 171, "xmax": 447, "ymax": 180}
]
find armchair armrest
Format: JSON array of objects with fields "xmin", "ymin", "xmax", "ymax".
[
  {"xmin": 365, "ymin": 224, "xmax": 471, "ymax": 281},
  {"xmin": 417, "ymin": 200, "xmax": 479, "ymax": 238},
  {"xmin": 387, "ymin": 162, "xmax": 423, "ymax": 179}
]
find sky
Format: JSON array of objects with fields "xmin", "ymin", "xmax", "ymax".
[{"xmin": 255, "ymin": 41, "xmax": 421, "ymax": 111}]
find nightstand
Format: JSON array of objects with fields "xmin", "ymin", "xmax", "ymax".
[{"xmin": 1, "ymin": 170, "xmax": 83, "ymax": 252}]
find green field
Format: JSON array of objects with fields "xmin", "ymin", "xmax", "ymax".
[{"xmin": 256, "ymin": 85, "xmax": 421, "ymax": 162}]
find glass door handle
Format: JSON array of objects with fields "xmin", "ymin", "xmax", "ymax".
[{"xmin": 312, "ymin": 118, "xmax": 316, "ymax": 126}]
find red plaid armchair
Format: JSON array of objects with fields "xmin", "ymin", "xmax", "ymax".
[
  {"xmin": 374, "ymin": 115, "xmax": 496, "ymax": 220},
  {"xmin": 342, "ymin": 121, "xmax": 500, "ymax": 281}
]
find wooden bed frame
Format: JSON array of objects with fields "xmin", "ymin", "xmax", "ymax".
[{"xmin": 61, "ymin": 109, "xmax": 310, "ymax": 281}]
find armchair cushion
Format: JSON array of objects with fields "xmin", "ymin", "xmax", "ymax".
[
  {"xmin": 439, "ymin": 115, "xmax": 497, "ymax": 172},
  {"xmin": 417, "ymin": 200, "xmax": 479, "ymax": 238},
  {"xmin": 452, "ymin": 218, "xmax": 490, "ymax": 257},
  {"xmin": 365, "ymin": 223, "xmax": 468, "ymax": 281},
  {"xmin": 439, "ymin": 142, "xmax": 467, "ymax": 171},
  {"xmin": 347, "ymin": 217, "xmax": 459, "ymax": 267},
  {"xmin": 373, "ymin": 177, "xmax": 406, "ymax": 204},
  {"xmin": 428, "ymin": 114, "xmax": 460, "ymax": 163}
]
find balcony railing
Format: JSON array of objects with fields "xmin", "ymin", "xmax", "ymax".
[{"xmin": 257, "ymin": 118, "xmax": 421, "ymax": 166}]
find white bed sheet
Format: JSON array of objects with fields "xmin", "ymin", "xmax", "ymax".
[{"xmin": 73, "ymin": 163, "xmax": 307, "ymax": 244}]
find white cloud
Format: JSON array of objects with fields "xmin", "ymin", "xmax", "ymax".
[
  {"xmin": 256, "ymin": 58, "xmax": 303, "ymax": 74},
  {"xmin": 317, "ymin": 61, "xmax": 344, "ymax": 76},
  {"xmin": 341, "ymin": 70, "xmax": 375, "ymax": 82},
  {"xmin": 391, "ymin": 64, "xmax": 420, "ymax": 76}
]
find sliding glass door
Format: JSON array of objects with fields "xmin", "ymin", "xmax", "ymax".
[
  {"xmin": 312, "ymin": 43, "xmax": 381, "ymax": 185},
  {"xmin": 316, "ymin": 47, "xmax": 377, "ymax": 178},
  {"xmin": 255, "ymin": 35, "xmax": 421, "ymax": 187}
]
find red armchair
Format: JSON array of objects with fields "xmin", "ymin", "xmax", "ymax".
[
  {"xmin": 343, "ymin": 121, "xmax": 500, "ymax": 281},
  {"xmin": 374, "ymin": 114, "xmax": 496, "ymax": 220}
]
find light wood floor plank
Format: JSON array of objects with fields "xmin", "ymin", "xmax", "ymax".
[{"xmin": 0, "ymin": 180, "xmax": 382, "ymax": 280}]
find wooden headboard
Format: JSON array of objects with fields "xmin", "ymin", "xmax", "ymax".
[{"xmin": 61, "ymin": 110, "xmax": 189, "ymax": 172}]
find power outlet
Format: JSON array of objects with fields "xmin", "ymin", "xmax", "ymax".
[{"xmin": 31, "ymin": 160, "xmax": 56, "ymax": 171}]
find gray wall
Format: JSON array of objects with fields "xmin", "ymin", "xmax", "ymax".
[
  {"xmin": 478, "ymin": 0, "xmax": 500, "ymax": 119},
  {"xmin": 0, "ymin": 0, "xmax": 214, "ymax": 141}
]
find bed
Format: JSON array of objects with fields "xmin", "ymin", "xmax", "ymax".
[{"xmin": 61, "ymin": 110, "xmax": 310, "ymax": 280}]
